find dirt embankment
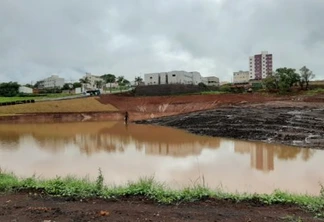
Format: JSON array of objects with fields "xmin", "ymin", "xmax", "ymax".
[
  {"xmin": 0, "ymin": 193, "xmax": 319, "ymax": 222},
  {"xmin": 136, "ymin": 101, "xmax": 324, "ymax": 149},
  {"xmin": 0, "ymin": 92, "xmax": 321, "ymax": 123},
  {"xmin": 98, "ymin": 93, "xmax": 290, "ymax": 121}
]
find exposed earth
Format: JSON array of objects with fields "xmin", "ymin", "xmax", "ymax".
[
  {"xmin": 0, "ymin": 193, "xmax": 320, "ymax": 222},
  {"xmin": 135, "ymin": 99, "xmax": 324, "ymax": 149}
]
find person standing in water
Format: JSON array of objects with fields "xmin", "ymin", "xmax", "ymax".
[{"xmin": 124, "ymin": 111, "xmax": 129, "ymax": 125}]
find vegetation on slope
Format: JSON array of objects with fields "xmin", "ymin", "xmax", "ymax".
[
  {"xmin": 0, "ymin": 97, "xmax": 117, "ymax": 115},
  {"xmin": 0, "ymin": 94, "xmax": 73, "ymax": 103},
  {"xmin": 0, "ymin": 169, "xmax": 324, "ymax": 218}
]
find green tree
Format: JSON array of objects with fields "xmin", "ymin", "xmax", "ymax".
[
  {"xmin": 117, "ymin": 76, "xmax": 130, "ymax": 92},
  {"xmin": 0, "ymin": 82, "xmax": 20, "ymax": 97},
  {"xmin": 95, "ymin": 80, "xmax": 103, "ymax": 89},
  {"xmin": 299, "ymin": 66, "xmax": 315, "ymax": 90},
  {"xmin": 73, "ymin": 82, "xmax": 82, "ymax": 89},
  {"xmin": 219, "ymin": 84, "xmax": 231, "ymax": 92},
  {"xmin": 24, "ymin": 84, "xmax": 33, "ymax": 88},
  {"xmin": 101, "ymin": 74, "xmax": 116, "ymax": 93},
  {"xmin": 277, "ymin": 68, "xmax": 299, "ymax": 87},
  {"xmin": 62, "ymin": 83, "xmax": 71, "ymax": 90},
  {"xmin": 79, "ymin": 77, "xmax": 90, "ymax": 91},
  {"xmin": 34, "ymin": 81, "xmax": 44, "ymax": 89},
  {"xmin": 135, "ymin": 76, "xmax": 143, "ymax": 85},
  {"xmin": 275, "ymin": 68, "xmax": 299, "ymax": 93},
  {"xmin": 198, "ymin": 82, "xmax": 208, "ymax": 89},
  {"xmin": 263, "ymin": 75, "xmax": 279, "ymax": 91},
  {"xmin": 79, "ymin": 77, "xmax": 90, "ymax": 84}
]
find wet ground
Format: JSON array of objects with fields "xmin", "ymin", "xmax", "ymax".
[
  {"xmin": 0, "ymin": 193, "xmax": 320, "ymax": 222},
  {"xmin": 136, "ymin": 102, "xmax": 324, "ymax": 149}
]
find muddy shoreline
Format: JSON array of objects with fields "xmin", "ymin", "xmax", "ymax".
[
  {"xmin": 136, "ymin": 102, "xmax": 324, "ymax": 149},
  {"xmin": 0, "ymin": 193, "xmax": 319, "ymax": 222}
]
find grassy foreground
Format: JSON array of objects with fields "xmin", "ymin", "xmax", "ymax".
[
  {"xmin": 0, "ymin": 97, "xmax": 117, "ymax": 115},
  {"xmin": 0, "ymin": 170, "xmax": 324, "ymax": 218},
  {"xmin": 0, "ymin": 94, "xmax": 73, "ymax": 103}
]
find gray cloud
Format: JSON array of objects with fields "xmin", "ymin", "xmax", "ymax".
[{"xmin": 0, "ymin": 0, "xmax": 323, "ymax": 84}]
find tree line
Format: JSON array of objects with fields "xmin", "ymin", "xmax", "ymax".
[
  {"xmin": 263, "ymin": 66, "xmax": 315, "ymax": 93},
  {"xmin": 79, "ymin": 74, "xmax": 143, "ymax": 93},
  {"xmin": 0, "ymin": 82, "xmax": 20, "ymax": 97},
  {"xmin": 0, "ymin": 73, "xmax": 143, "ymax": 97}
]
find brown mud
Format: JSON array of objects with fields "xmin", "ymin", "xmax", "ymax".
[
  {"xmin": 136, "ymin": 101, "xmax": 324, "ymax": 149},
  {"xmin": 0, "ymin": 193, "xmax": 320, "ymax": 222}
]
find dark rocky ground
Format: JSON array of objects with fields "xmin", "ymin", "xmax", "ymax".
[
  {"xmin": 0, "ymin": 193, "xmax": 320, "ymax": 222},
  {"xmin": 136, "ymin": 102, "xmax": 324, "ymax": 149}
]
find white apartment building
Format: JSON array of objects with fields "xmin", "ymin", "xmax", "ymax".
[
  {"xmin": 233, "ymin": 71, "xmax": 249, "ymax": 84},
  {"xmin": 144, "ymin": 70, "xmax": 202, "ymax": 85},
  {"xmin": 39, "ymin": 75, "xmax": 65, "ymax": 88},
  {"xmin": 202, "ymin": 76, "xmax": 220, "ymax": 86},
  {"xmin": 249, "ymin": 51, "xmax": 273, "ymax": 80},
  {"xmin": 82, "ymin": 73, "xmax": 104, "ymax": 89}
]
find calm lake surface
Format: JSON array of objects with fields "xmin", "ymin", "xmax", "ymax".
[{"xmin": 0, "ymin": 121, "xmax": 323, "ymax": 195}]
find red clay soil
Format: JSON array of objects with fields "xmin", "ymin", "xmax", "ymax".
[
  {"xmin": 0, "ymin": 193, "xmax": 319, "ymax": 222},
  {"xmin": 98, "ymin": 94, "xmax": 291, "ymax": 121}
]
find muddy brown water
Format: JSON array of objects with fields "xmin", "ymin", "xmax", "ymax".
[{"xmin": 0, "ymin": 121, "xmax": 323, "ymax": 195}]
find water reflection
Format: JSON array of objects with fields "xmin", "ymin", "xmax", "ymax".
[
  {"xmin": 0, "ymin": 122, "xmax": 322, "ymax": 194},
  {"xmin": 234, "ymin": 141, "xmax": 315, "ymax": 172},
  {"xmin": 0, "ymin": 122, "xmax": 220, "ymax": 157}
]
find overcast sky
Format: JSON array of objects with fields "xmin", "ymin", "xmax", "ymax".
[{"xmin": 0, "ymin": 0, "xmax": 323, "ymax": 84}]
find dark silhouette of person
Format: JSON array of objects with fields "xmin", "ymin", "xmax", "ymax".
[{"xmin": 124, "ymin": 111, "xmax": 129, "ymax": 125}]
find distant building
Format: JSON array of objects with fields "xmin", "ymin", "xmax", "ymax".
[
  {"xmin": 202, "ymin": 76, "xmax": 220, "ymax": 86},
  {"xmin": 18, "ymin": 86, "xmax": 33, "ymax": 94},
  {"xmin": 39, "ymin": 75, "xmax": 65, "ymax": 89},
  {"xmin": 144, "ymin": 70, "xmax": 202, "ymax": 85},
  {"xmin": 82, "ymin": 73, "xmax": 104, "ymax": 89},
  {"xmin": 249, "ymin": 51, "xmax": 273, "ymax": 80},
  {"xmin": 233, "ymin": 71, "xmax": 249, "ymax": 84},
  {"xmin": 105, "ymin": 82, "xmax": 119, "ymax": 88}
]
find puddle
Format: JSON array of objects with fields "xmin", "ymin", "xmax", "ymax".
[{"xmin": 0, "ymin": 121, "xmax": 323, "ymax": 195}]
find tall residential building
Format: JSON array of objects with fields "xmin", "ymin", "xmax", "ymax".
[
  {"xmin": 250, "ymin": 144, "xmax": 274, "ymax": 172},
  {"xmin": 233, "ymin": 71, "xmax": 249, "ymax": 84},
  {"xmin": 249, "ymin": 51, "xmax": 273, "ymax": 80}
]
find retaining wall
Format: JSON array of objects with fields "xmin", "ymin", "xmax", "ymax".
[{"xmin": 134, "ymin": 84, "xmax": 217, "ymax": 96}]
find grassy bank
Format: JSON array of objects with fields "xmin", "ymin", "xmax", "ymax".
[
  {"xmin": 0, "ymin": 170, "xmax": 324, "ymax": 218},
  {"xmin": 306, "ymin": 88, "xmax": 324, "ymax": 96},
  {"xmin": 0, "ymin": 94, "xmax": 74, "ymax": 103},
  {"xmin": 0, "ymin": 97, "xmax": 117, "ymax": 115}
]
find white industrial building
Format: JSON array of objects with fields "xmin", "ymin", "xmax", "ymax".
[
  {"xmin": 18, "ymin": 86, "xmax": 33, "ymax": 94},
  {"xmin": 39, "ymin": 75, "xmax": 65, "ymax": 88},
  {"xmin": 202, "ymin": 76, "xmax": 220, "ymax": 86},
  {"xmin": 233, "ymin": 71, "xmax": 249, "ymax": 84},
  {"xmin": 144, "ymin": 71, "xmax": 203, "ymax": 85}
]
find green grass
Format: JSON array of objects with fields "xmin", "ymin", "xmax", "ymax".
[
  {"xmin": 0, "ymin": 169, "xmax": 324, "ymax": 218},
  {"xmin": 281, "ymin": 215, "xmax": 304, "ymax": 222},
  {"xmin": 305, "ymin": 88, "xmax": 324, "ymax": 96},
  {"xmin": 199, "ymin": 91, "xmax": 226, "ymax": 95},
  {"xmin": 0, "ymin": 94, "xmax": 75, "ymax": 103}
]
